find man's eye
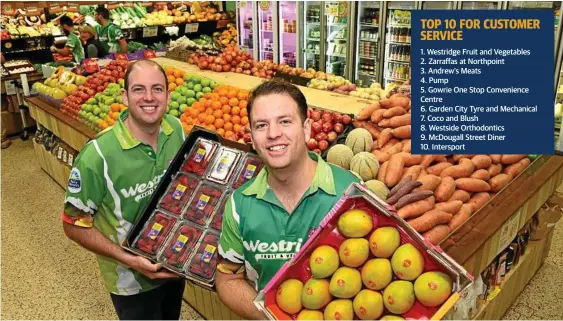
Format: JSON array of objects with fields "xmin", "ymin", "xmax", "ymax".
[
  {"xmin": 154, "ymin": 87, "xmax": 163, "ymax": 92},
  {"xmin": 281, "ymin": 119, "xmax": 291, "ymax": 124},
  {"xmin": 133, "ymin": 88, "xmax": 144, "ymax": 92},
  {"xmin": 255, "ymin": 124, "xmax": 266, "ymax": 129}
]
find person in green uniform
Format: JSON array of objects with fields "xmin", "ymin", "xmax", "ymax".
[
  {"xmin": 50, "ymin": 16, "xmax": 85, "ymax": 63},
  {"xmin": 62, "ymin": 60, "xmax": 187, "ymax": 320},
  {"xmin": 95, "ymin": 6, "xmax": 128, "ymax": 54},
  {"xmin": 215, "ymin": 80, "xmax": 360, "ymax": 319}
]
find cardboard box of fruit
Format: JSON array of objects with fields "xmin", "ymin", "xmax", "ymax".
[
  {"xmin": 254, "ymin": 183, "xmax": 473, "ymax": 320},
  {"xmin": 122, "ymin": 127, "xmax": 258, "ymax": 288}
]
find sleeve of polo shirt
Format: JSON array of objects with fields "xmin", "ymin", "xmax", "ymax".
[
  {"xmin": 62, "ymin": 145, "xmax": 106, "ymax": 228},
  {"xmin": 64, "ymin": 36, "xmax": 75, "ymax": 49},
  {"xmin": 218, "ymin": 195, "xmax": 245, "ymax": 266},
  {"xmin": 111, "ymin": 26, "xmax": 124, "ymax": 40}
]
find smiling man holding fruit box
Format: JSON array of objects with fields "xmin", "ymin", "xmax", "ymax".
[
  {"xmin": 62, "ymin": 59, "xmax": 187, "ymax": 320},
  {"xmin": 215, "ymin": 80, "xmax": 359, "ymax": 319}
]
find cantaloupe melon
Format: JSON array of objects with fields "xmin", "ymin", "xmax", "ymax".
[
  {"xmin": 327, "ymin": 144, "xmax": 354, "ymax": 169},
  {"xmin": 350, "ymin": 152, "xmax": 380, "ymax": 181},
  {"xmin": 345, "ymin": 128, "xmax": 373, "ymax": 154},
  {"xmin": 365, "ymin": 180, "xmax": 389, "ymax": 200}
]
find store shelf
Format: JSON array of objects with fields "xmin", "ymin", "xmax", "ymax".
[
  {"xmin": 360, "ymin": 23, "xmax": 379, "ymax": 27},
  {"xmin": 327, "ymin": 53, "xmax": 347, "ymax": 58},
  {"xmin": 388, "ymin": 24, "xmax": 411, "ymax": 28},
  {"xmin": 261, "ymin": 30, "xmax": 274, "ymax": 32},
  {"xmin": 328, "ymin": 23, "xmax": 347, "ymax": 27},
  {"xmin": 385, "ymin": 76, "xmax": 408, "ymax": 82},
  {"xmin": 358, "ymin": 72, "xmax": 377, "ymax": 78},
  {"xmin": 306, "ymin": 38, "xmax": 321, "ymax": 41},
  {"xmin": 359, "ymin": 55, "xmax": 377, "ymax": 59},
  {"xmin": 307, "ymin": 22, "xmax": 321, "ymax": 25},
  {"xmin": 360, "ymin": 38, "xmax": 378, "ymax": 42},
  {"xmin": 387, "ymin": 59, "xmax": 410, "ymax": 65},
  {"xmin": 282, "ymin": 32, "xmax": 296, "ymax": 35},
  {"xmin": 388, "ymin": 41, "xmax": 411, "ymax": 45},
  {"xmin": 304, "ymin": 50, "xmax": 320, "ymax": 55}
]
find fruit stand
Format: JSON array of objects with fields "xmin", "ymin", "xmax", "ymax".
[{"xmin": 25, "ymin": 56, "xmax": 563, "ymax": 320}]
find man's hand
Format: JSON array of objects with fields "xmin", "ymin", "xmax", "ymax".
[
  {"xmin": 127, "ymin": 256, "xmax": 180, "ymax": 280},
  {"xmin": 50, "ymin": 46, "xmax": 57, "ymax": 53}
]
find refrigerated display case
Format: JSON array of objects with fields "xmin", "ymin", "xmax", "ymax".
[
  {"xmin": 257, "ymin": 1, "xmax": 278, "ymax": 62},
  {"xmin": 302, "ymin": 1, "xmax": 323, "ymax": 70},
  {"xmin": 324, "ymin": 1, "xmax": 352, "ymax": 77},
  {"xmin": 279, "ymin": 1, "xmax": 298, "ymax": 67},
  {"xmin": 382, "ymin": 1, "xmax": 414, "ymax": 87},
  {"xmin": 507, "ymin": 1, "xmax": 561, "ymax": 43},
  {"xmin": 237, "ymin": 1, "xmax": 258, "ymax": 59},
  {"xmin": 422, "ymin": 1, "xmax": 456, "ymax": 9},
  {"xmin": 458, "ymin": 1, "xmax": 501, "ymax": 9},
  {"xmin": 354, "ymin": 1, "xmax": 381, "ymax": 88}
]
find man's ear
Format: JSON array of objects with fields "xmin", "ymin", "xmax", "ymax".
[
  {"xmin": 121, "ymin": 88, "xmax": 128, "ymax": 106},
  {"xmin": 303, "ymin": 118, "xmax": 312, "ymax": 140}
]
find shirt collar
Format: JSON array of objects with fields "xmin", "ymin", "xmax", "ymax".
[
  {"xmin": 242, "ymin": 151, "xmax": 336, "ymax": 199},
  {"xmin": 110, "ymin": 110, "xmax": 174, "ymax": 150}
]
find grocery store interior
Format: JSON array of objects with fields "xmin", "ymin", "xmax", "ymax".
[{"xmin": 2, "ymin": 1, "xmax": 563, "ymax": 320}]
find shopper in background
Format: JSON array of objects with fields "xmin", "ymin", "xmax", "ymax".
[
  {"xmin": 79, "ymin": 25, "xmax": 107, "ymax": 59},
  {"xmin": 50, "ymin": 16, "xmax": 85, "ymax": 63},
  {"xmin": 94, "ymin": 6, "xmax": 128, "ymax": 54},
  {"xmin": 61, "ymin": 59, "xmax": 187, "ymax": 320},
  {"xmin": 215, "ymin": 80, "xmax": 359, "ymax": 319},
  {"xmin": 0, "ymin": 53, "xmax": 11, "ymax": 149}
]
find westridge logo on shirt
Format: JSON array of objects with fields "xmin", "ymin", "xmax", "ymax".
[
  {"xmin": 120, "ymin": 170, "xmax": 166, "ymax": 202},
  {"xmin": 68, "ymin": 168, "xmax": 82, "ymax": 193},
  {"xmin": 243, "ymin": 238, "xmax": 303, "ymax": 261}
]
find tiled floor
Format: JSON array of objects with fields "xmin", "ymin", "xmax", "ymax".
[{"xmin": 1, "ymin": 139, "xmax": 562, "ymax": 319}]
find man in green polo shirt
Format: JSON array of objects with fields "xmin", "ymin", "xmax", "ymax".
[
  {"xmin": 62, "ymin": 60, "xmax": 186, "ymax": 320},
  {"xmin": 95, "ymin": 6, "xmax": 128, "ymax": 54},
  {"xmin": 50, "ymin": 16, "xmax": 84, "ymax": 63},
  {"xmin": 215, "ymin": 80, "xmax": 360, "ymax": 319}
]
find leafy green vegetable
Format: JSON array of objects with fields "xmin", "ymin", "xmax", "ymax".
[{"xmin": 127, "ymin": 41, "xmax": 147, "ymax": 53}]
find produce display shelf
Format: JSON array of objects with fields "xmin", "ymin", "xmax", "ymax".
[
  {"xmin": 26, "ymin": 97, "xmax": 96, "ymax": 151},
  {"xmin": 32, "ymin": 140, "xmax": 71, "ymax": 189},
  {"xmin": 152, "ymin": 57, "xmax": 371, "ymax": 115},
  {"xmin": 471, "ymin": 233, "xmax": 553, "ymax": 320}
]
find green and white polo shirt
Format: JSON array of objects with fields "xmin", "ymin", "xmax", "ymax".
[
  {"xmin": 65, "ymin": 32, "xmax": 85, "ymax": 63},
  {"xmin": 218, "ymin": 152, "xmax": 360, "ymax": 291},
  {"xmin": 95, "ymin": 22, "xmax": 125, "ymax": 54},
  {"xmin": 62, "ymin": 110, "xmax": 186, "ymax": 295}
]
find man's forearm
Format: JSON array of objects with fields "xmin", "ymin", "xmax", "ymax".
[
  {"xmin": 119, "ymin": 41, "xmax": 128, "ymax": 54},
  {"xmin": 63, "ymin": 223, "xmax": 135, "ymax": 267},
  {"xmin": 216, "ymin": 278, "xmax": 266, "ymax": 320}
]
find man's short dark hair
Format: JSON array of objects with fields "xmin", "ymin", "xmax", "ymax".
[
  {"xmin": 95, "ymin": 5, "xmax": 110, "ymax": 19},
  {"xmin": 59, "ymin": 15, "xmax": 74, "ymax": 27},
  {"xmin": 124, "ymin": 59, "xmax": 168, "ymax": 92},
  {"xmin": 247, "ymin": 80, "xmax": 308, "ymax": 124}
]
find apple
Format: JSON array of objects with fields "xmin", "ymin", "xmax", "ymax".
[
  {"xmin": 327, "ymin": 131, "xmax": 337, "ymax": 143},
  {"xmin": 306, "ymin": 138, "xmax": 318, "ymax": 150},
  {"xmin": 243, "ymin": 133, "xmax": 252, "ymax": 143},
  {"xmin": 334, "ymin": 123, "xmax": 344, "ymax": 134},
  {"xmin": 315, "ymin": 132, "xmax": 327, "ymax": 141},
  {"xmin": 311, "ymin": 121, "xmax": 322, "ymax": 133},
  {"xmin": 321, "ymin": 113, "xmax": 332, "ymax": 123},
  {"xmin": 318, "ymin": 140, "xmax": 329, "ymax": 151},
  {"xmin": 342, "ymin": 114, "xmax": 352, "ymax": 124},
  {"xmin": 322, "ymin": 122, "xmax": 333, "ymax": 133},
  {"xmin": 311, "ymin": 110, "xmax": 321, "ymax": 121},
  {"xmin": 333, "ymin": 113, "xmax": 343, "ymax": 123},
  {"xmin": 312, "ymin": 148, "xmax": 321, "ymax": 154}
]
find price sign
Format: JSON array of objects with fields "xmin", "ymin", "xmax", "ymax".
[
  {"xmin": 144, "ymin": 50, "xmax": 156, "ymax": 59},
  {"xmin": 68, "ymin": 3, "xmax": 79, "ymax": 11},
  {"xmin": 83, "ymin": 59, "xmax": 100, "ymax": 73},
  {"xmin": 115, "ymin": 53, "xmax": 129, "ymax": 62},
  {"xmin": 185, "ymin": 23, "xmax": 199, "ymax": 33},
  {"xmin": 143, "ymin": 26, "xmax": 158, "ymax": 38},
  {"xmin": 326, "ymin": 4, "xmax": 338, "ymax": 16}
]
